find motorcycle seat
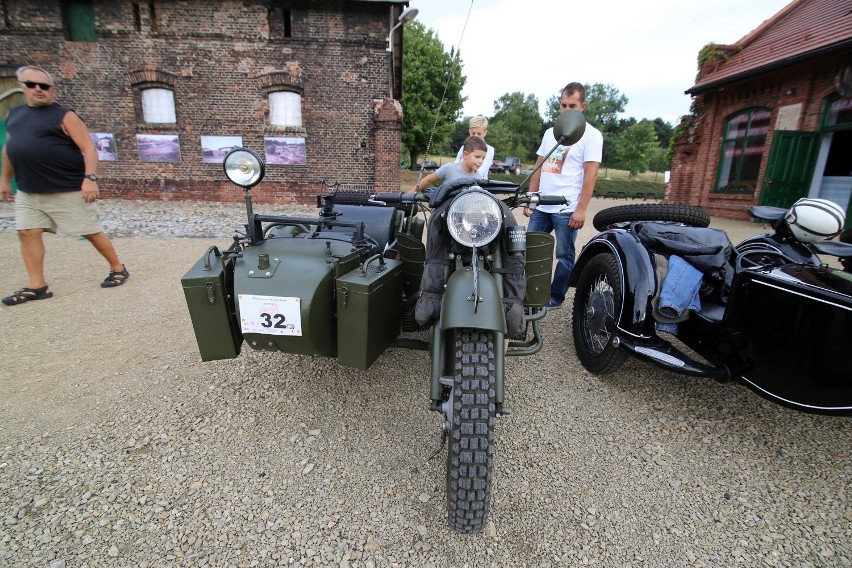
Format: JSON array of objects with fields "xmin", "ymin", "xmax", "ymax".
[
  {"xmin": 748, "ymin": 205, "xmax": 786, "ymax": 222},
  {"xmin": 331, "ymin": 205, "xmax": 396, "ymax": 252}
]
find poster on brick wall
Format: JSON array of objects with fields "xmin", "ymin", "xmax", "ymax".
[
  {"xmin": 91, "ymin": 133, "xmax": 117, "ymax": 161},
  {"xmin": 264, "ymin": 136, "xmax": 306, "ymax": 165},
  {"xmin": 137, "ymin": 134, "xmax": 181, "ymax": 163},
  {"xmin": 201, "ymin": 136, "xmax": 243, "ymax": 164}
]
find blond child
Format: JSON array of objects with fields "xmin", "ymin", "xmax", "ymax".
[{"xmin": 454, "ymin": 116, "xmax": 494, "ymax": 178}]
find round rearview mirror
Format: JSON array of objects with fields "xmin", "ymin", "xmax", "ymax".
[
  {"xmin": 224, "ymin": 147, "xmax": 265, "ymax": 188},
  {"xmin": 553, "ymin": 109, "xmax": 586, "ymax": 146}
]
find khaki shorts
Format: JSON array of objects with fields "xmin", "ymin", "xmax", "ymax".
[{"xmin": 15, "ymin": 190, "xmax": 104, "ymax": 236}]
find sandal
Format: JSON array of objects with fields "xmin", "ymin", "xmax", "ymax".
[
  {"xmin": 2, "ymin": 284, "xmax": 53, "ymax": 306},
  {"xmin": 101, "ymin": 265, "xmax": 130, "ymax": 288}
]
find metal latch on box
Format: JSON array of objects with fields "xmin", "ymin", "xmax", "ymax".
[{"xmin": 205, "ymin": 281, "xmax": 216, "ymax": 303}]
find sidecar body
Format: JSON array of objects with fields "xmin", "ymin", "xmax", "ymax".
[
  {"xmin": 182, "ymin": 201, "xmax": 412, "ymax": 370},
  {"xmin": 569, "ymin": 204, "xmax": 852, "ymax": 415}
]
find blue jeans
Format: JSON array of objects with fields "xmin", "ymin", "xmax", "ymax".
[{"xmin": 528, "ymin": 209, "xmax": 577, "ymax": 305}]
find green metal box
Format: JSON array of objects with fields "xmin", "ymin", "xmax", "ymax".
[
  {"xmin": 524, "ymin": 231, "xmax": 555, "ymax": 307},
  {"xmin": 181, "ymin": 247, "xmax": 242, "ymax": 361},
  {"xmin": 335, "ymin": 257, "xmax": 404, "ymax": 370}
]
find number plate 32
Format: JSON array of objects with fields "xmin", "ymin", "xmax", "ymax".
[{"xmin": 238, "ymin": 294, "xmax": 302, "ymax": 336}]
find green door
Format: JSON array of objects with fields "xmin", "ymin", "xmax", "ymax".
[{"xmin": 758, "ymin": 131, "xmax": 820, "ymax": 208}]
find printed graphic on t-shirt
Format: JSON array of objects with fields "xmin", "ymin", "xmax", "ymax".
[{"xmin": 542, "ymin": 145, "xmax": 569, "ymax": 174}]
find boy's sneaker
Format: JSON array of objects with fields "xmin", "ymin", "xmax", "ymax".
[{"xmin": 545, "ymin": 299, "xmax": 562, "ymax": 309}]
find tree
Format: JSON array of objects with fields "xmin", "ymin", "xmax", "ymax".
[
  {"xmin": 401, "ymin": 22, "xmax": 466, "ymax": 168},
  {"xmin": 618, "ymin": 120, "xmax": 659, "ymax": 177},
  {"xmin": 648, "ymin": 146, "xmax": 669, "ymax": 179},
  {"xmin": 449, "ymin": 117, "xmax": 471, "ymax": 155},
  {"xmin": 489, "ymin": 92, "xmax": 543, "ymax": 162},
  {"xmin": 651, "ymin": 118, "xmax": 674, "ymax": 149}
]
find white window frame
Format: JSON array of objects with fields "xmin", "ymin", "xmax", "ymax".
[
  {"xmin": 269, "ymin": 91, "xmax": 302, "ymax": 128},
  {"xmin": 141, "ymin": 88, "xmax": 176, "ymax": 124}
]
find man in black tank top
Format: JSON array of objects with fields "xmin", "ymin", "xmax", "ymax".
[{"xmin": 0, "ymin": 65, "xmax": 129, "ymax": 306}]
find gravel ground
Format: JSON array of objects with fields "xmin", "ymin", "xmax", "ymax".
[{"xmin": 0, "ymin": 198, "xmax": 850, "ymax": 567}]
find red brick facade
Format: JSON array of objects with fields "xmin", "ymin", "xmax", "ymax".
[
  {"xmin": 0, "ymin": 0, "xmax": 406, "ymax": 203},
  {"xmin": 669, "ymin": 54, "xmax": 849, "ymax": 220},
  {"xmin": 669, "ymin": 0, "xmax": 852, "ymax": 222}
]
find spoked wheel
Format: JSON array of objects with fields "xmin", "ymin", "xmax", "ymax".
[
  {"xmin": 445, "ymin": 328, "xmax": 496, "ymax": 533},
  {"xmin": 571, "ymin": 253, "xmax": 628, "ymax": 374}
]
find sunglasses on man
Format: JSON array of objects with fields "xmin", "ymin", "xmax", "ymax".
[{"xmin": 20, "ymin": 81, "xmax": 52, "ymax": 91}]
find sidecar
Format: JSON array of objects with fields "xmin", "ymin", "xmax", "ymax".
[
  {"xmin": 181, "ymin": 149, "xmax": 425, "ymax": 370},
  {"xmin": 568, "ymin": 203, "xmax": 852, "ymax": 415}
]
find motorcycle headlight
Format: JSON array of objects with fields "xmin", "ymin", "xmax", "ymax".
[
  {"xmin": 446, "ymin": 189, "xmax": 503, "ymax": 247},
  {"xmin": 224, "ymin": 148, "xmax": 265, "ymax": 188}
]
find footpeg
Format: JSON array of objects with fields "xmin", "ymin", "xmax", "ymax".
[{"xmin": 496, "ymin": 403, "xmax": 512, "ymax": 416}]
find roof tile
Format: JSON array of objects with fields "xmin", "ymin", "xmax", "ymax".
[{"xmin": 689, "ymin": 0, "xmax": 852, "ymax": 93}]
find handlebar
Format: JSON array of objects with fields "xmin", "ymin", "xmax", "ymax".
[
  {"xmin": 328, "ymin": 189, "xmax": 568, "ymax": 209},
  {"xmin": 328, "ymin": 191, "xmax": 373, "ymax": 206}
]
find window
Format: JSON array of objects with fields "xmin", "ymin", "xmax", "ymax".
[
  {"xmin": 62, "ymin": 0, "xmax": 97, "ymax": 42},
  {"xmin": 269, "ymin": 91, "xmax": 302, "ymax": 128},
  {"xmin": 824, "ymin": 96, "xmax": 852, "ymax": 129},
  {"xmin": 715, "ymin": 108, "xmax": 771, "ymax": 193},
  {"xmin": 141, "ymin": 88, "xmax": 176, "ymax": 123},
  {"xmin": 269, "ymin": 3, "xmax": 292, "ymax": 39}
]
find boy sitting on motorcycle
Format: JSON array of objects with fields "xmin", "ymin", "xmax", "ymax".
[{"xmin": 411, "ymin": 136, "xmax": 487, "ymax": 192}]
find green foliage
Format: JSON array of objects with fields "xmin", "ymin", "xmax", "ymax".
[
  {"xmin": 401, "ymin": 21, "xmax": 466, "ymax": 168},
  {"xmin": 482, "ymin": 122, "xmax": 512, "ymax": 159},
  {"xmin": 695, "ymin": 43, "xmax": 741, "ymax": 80},
  {"xmin": 489, "ymin": 92, "xmax": 544, "ymax": 162},
  {"xmin": 651, "ymin": 118, "xmax": 674, "ymax": 149},
  {"xmin": 616, "ymin": 120, "xmax": 659, "ymax": 177},
  {"xmin": 449, "ymin": 117, "xmax": 471, "ymax": 155},
  {"xmin": 648, "ymin": 146, "xmax": 668, "ymax": 173},
  {"xmin": 583, "ymin": 83, "xmax": 629, "ymax": 133}
]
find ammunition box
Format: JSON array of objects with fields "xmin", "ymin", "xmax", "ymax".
[
  {"xmin": 336, "ymin": 257, "xmax": 404, "ymax": 369},
  {"xmin": 182, "ymin": 247, "xmax": 242, "ymax": 361}
]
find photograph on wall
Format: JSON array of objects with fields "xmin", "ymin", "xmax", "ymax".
[
  {"xmin": 137, "ymin": 134, "xmax": 181, "ymax": 163},
  {"xmin": 264, "ymin": 136, "xmax": 306, "ymax": 165},
  {"xmin": 91, "ymin": 133, "xmax": 118, "ymax": 161},
  {"xmin": 201, "ymin": 135, "xmax": 243, "ymax": 164}
]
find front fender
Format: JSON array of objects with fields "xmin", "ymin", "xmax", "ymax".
[
  {"xmin": 571, "ymin": 230, "xmax": 656, "ymax": 338},
  {"xmin": 441, "ymin": 267, "xmax": 507, "ymax": 333}
]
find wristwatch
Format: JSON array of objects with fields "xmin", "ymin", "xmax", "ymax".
[{"xmin": 83, "ymin": 174, "xmax": 99, "ymax": 182}]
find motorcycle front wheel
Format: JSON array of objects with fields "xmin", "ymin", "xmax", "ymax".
[
  {"xmin": 572, "ymin": 253, "xmax": 628, "ymax": 374},
  {"xmin": 446, "ymin": 328, "xmax": 495, "ymax": 534}
]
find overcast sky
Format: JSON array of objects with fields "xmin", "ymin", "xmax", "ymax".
[{"xmin": 405, "ymin": 0, "xmax": 795, "ymax": 126}]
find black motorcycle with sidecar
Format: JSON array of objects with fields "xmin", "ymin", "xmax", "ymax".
[
  {"xmin": 569, "ymin": 199, "xmax": 852, "ymax": 415},
  {"xmin": 181, "ymin": 110, "xmax": 588, "ymax": 532}
]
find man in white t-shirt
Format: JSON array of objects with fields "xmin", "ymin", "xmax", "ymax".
[
  {"xmin": 454, "ymin": 115, "xmax": 494, "ymax": 178},
  {"xmin": 523, "ymin": 82, "xmax": 603, "ymax": 309}
]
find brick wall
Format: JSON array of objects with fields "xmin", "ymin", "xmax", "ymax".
[
  {"xmin": 0, "ymin": 0, "xmax": 403, "ymax": 203},
  {"xmin": 669, "ymin": 53, "xmax": 848, "ymax": 220}
]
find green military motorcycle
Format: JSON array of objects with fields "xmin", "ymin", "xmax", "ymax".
[{"xmin": 182, "ymin": 110, "xmax": 586, "ymax": 532}]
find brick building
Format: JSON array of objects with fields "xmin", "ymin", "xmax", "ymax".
[
  {"xmin": 668, "ymin": 0, "xmax": 852, "ymax": 226},
  {"xmin": 0, "ymin": 0, "xmax": 410, "ymax": 203}
]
